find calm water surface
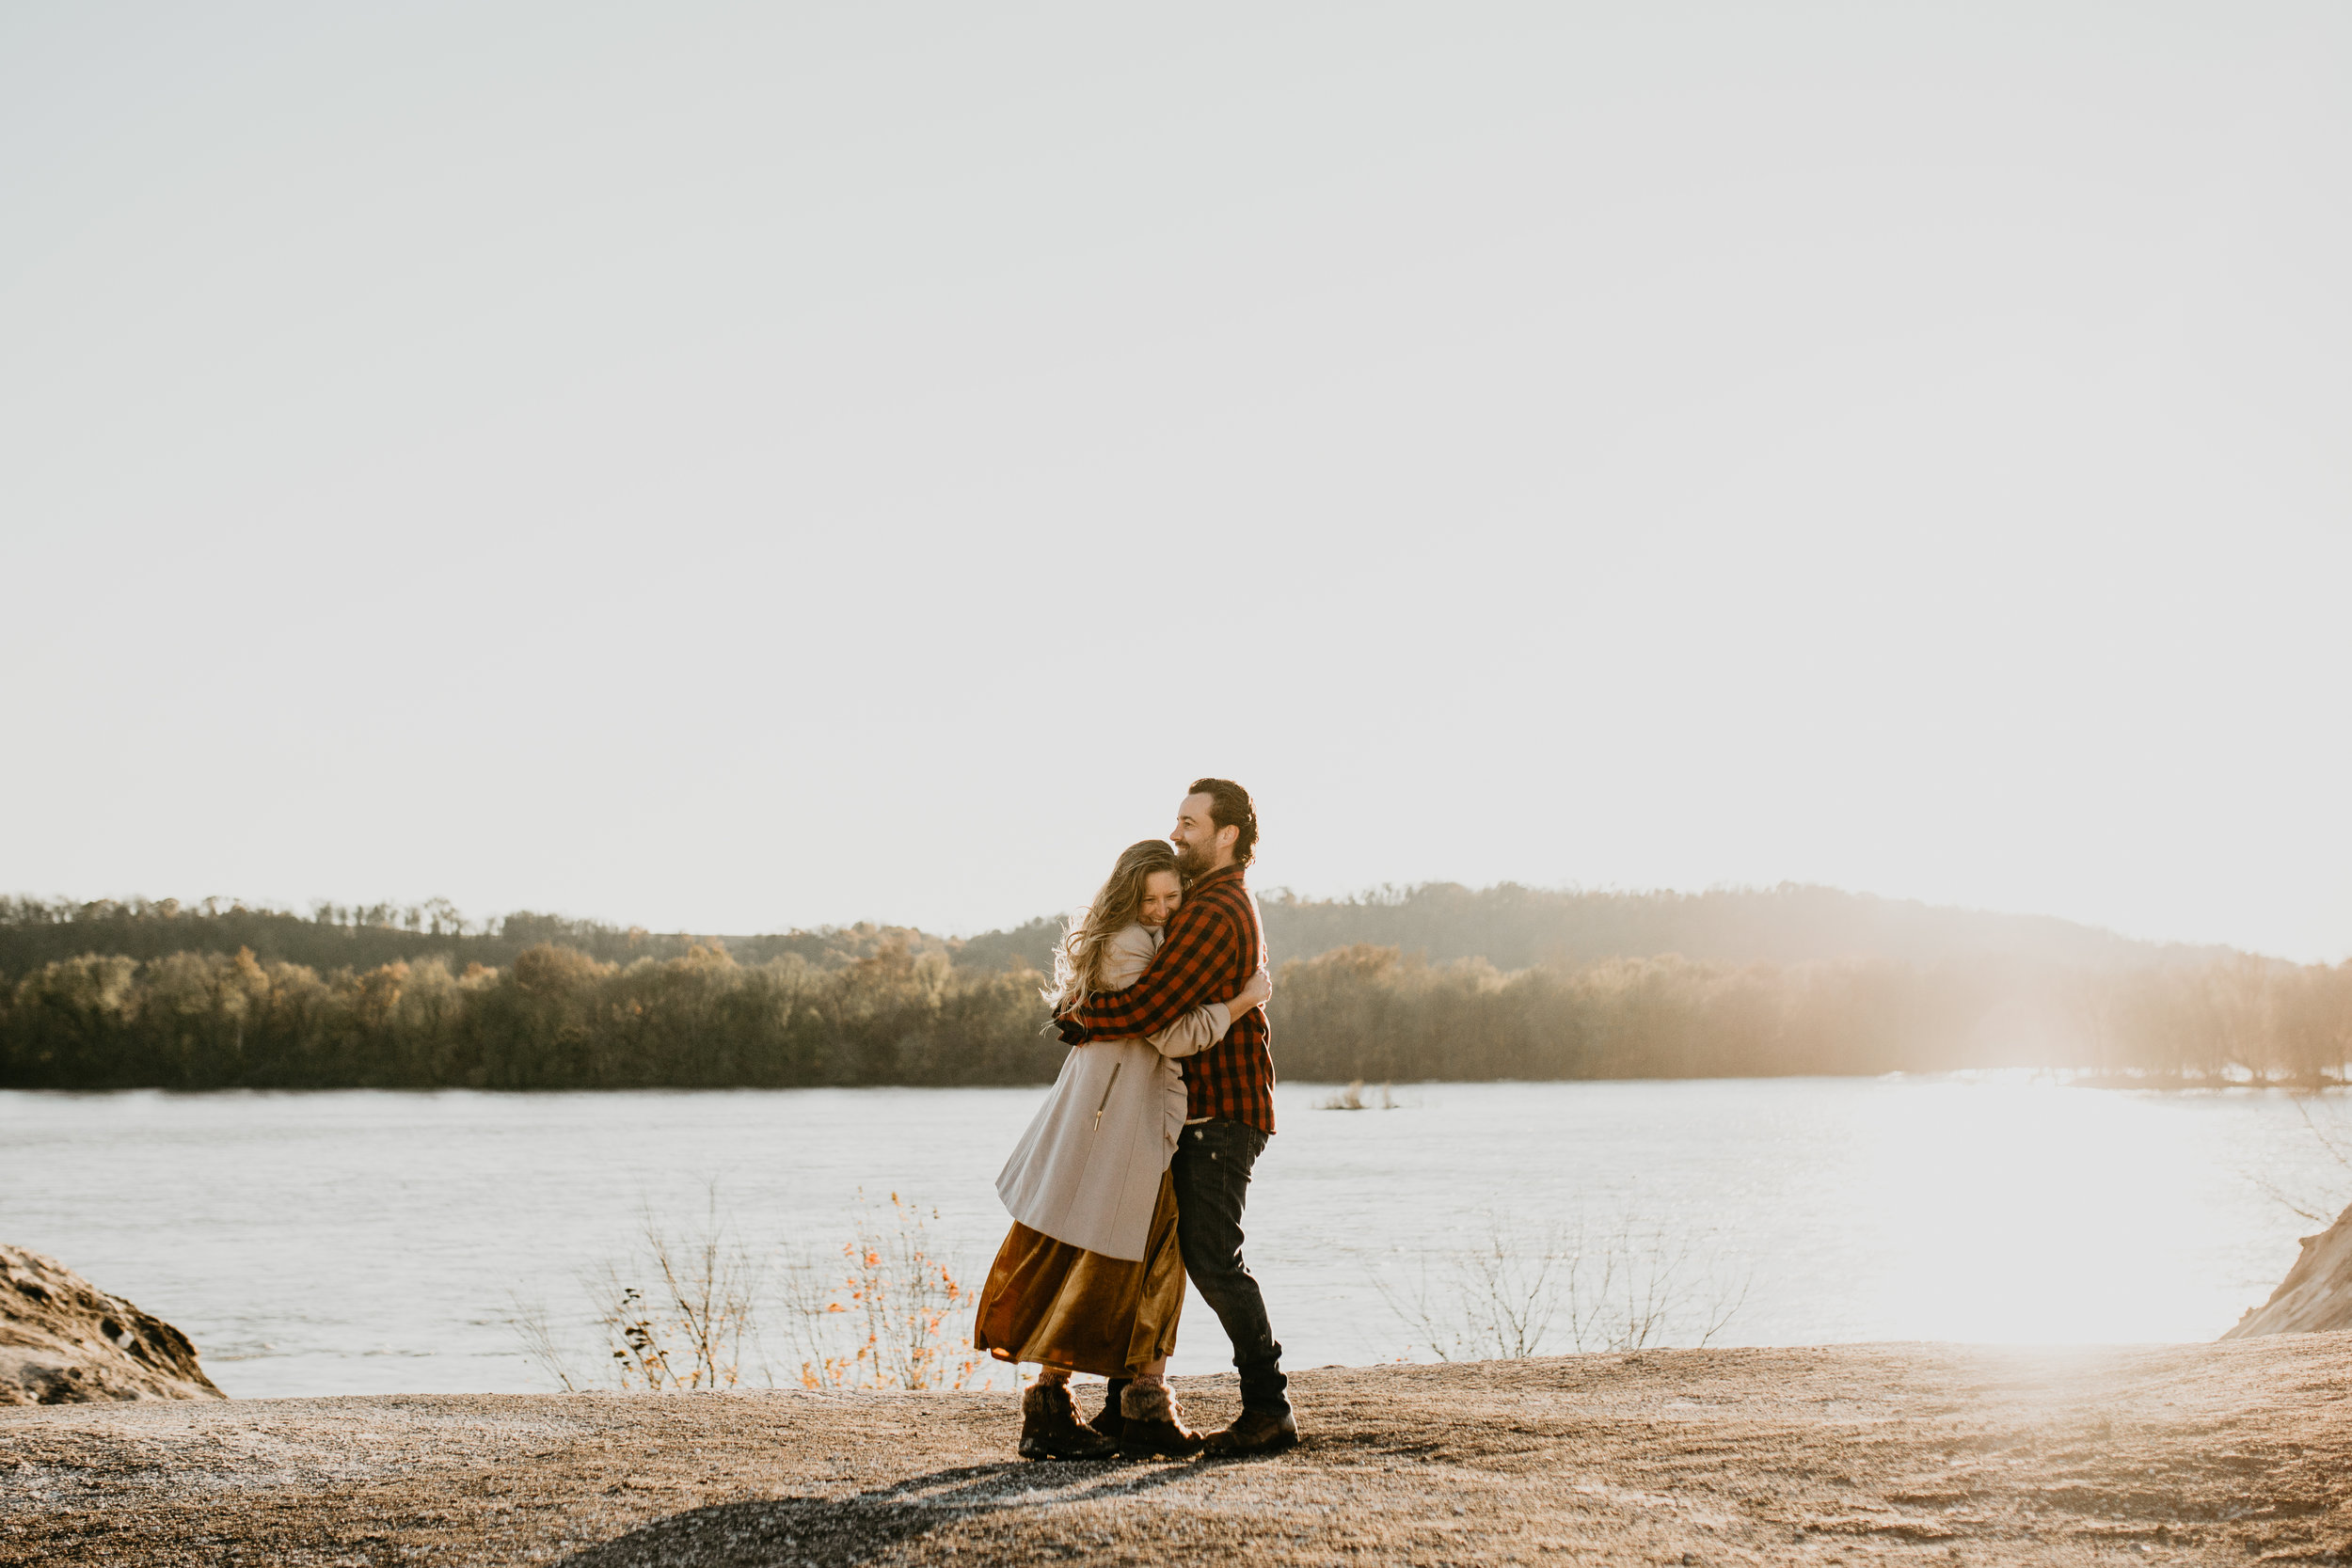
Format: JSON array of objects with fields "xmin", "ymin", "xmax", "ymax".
[{"xmin": 2, "ymin": 1078, "xmax": 2339, "ymax": 1399}]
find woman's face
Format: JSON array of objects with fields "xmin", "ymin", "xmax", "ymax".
[{"xmin": 1138, "ymin": 869, "xmax": 1183, "ymax": 928}]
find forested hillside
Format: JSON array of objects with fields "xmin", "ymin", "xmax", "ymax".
[
  {"xmin": 0, "ymin": 897, "xmax": 953, "ymax": 983},
  {"xmin": 955, "ymin": 883, "xmax": 2227, "ymax": 976},
  {"xmin": 1265, "ymin": 882, "xmax": 2224, "ymax": 972},
  {"xmin": 0, "ymin": 883, "xmax": 2218, "ymax": 987}
]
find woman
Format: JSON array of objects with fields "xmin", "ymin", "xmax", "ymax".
[{"xmin": 974, "ymin": 839, "xmax": 1271, "ymax": 1460}]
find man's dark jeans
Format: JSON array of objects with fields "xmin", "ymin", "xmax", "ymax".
[{"xmin": 1169, "ymin": 1117, "xmax": 1288, "ymax": 1417}]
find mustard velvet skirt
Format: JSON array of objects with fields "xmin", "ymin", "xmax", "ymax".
[{"xmin": 972, "ymin": 1169, "xmax": 1184, "ymax": 1379}]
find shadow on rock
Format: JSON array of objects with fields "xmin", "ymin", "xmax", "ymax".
[{"xmin": 564, "ymin": 1459, "xmax": 1203, "ymax": 1566}]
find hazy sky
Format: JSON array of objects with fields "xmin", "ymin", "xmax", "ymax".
[{"xmin": 5, "ymin": 4, "xmax": 2347, "ymax": 958}]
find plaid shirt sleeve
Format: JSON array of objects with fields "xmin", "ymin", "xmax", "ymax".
[{"xmin": 1067, "ymin": 897, "xmax": 1243, "ymax": 1041}]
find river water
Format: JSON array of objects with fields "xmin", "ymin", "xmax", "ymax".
[{"xmin": 2, "ymin": 1078, "xmax": 2342, "ymax": 1399}]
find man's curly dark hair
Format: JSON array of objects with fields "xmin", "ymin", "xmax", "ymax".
[{"xmin": 1186, "ymin": 777, "xmax": 1259, "ymax": 869}]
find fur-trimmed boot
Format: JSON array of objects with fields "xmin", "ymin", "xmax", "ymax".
[
  {"xmin": 1019, "ymin": 1380, "xmax": 1117, "ymax": 1461},
  {"xmin": 1115, "ymin": 1378, "xmax": 1206, "ymax": 1459}
]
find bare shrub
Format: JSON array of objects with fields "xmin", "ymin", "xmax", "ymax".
[
  {"xmin": 2245, "ymin": 1092, "xmax": 2352, "ymax": 1224},
  {"xmin": 509, "ymin": 1292, "xmax": 582, "ymax": 1392},
  {"xmin": 1375, "ymin": 1210, "xmax": 1748, "ymax": 1360},
  {"xmin": 818, "ymin": 1190, "xmax": 990, "ymax": 1391},
  {"xmin": 509, "ymin": 1185, "xmax": 998, "ymax": 1394},
  {"xmin": 1316, "ymin": 1080, "xmax": 1399, "ymax": 1111},
  {"xmin": 591, "ymin": 1190, "xmax": 765, "ymax": 1391},
  {"xmin": 758, "ymin": 1234, "xmax": 855, "ymax": 1388}
]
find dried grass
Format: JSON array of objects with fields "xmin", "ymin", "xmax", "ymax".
[
  {"xmin": 1374, "ymin": 1210, "xmax": 1749, "ymax": 1359},
  {"xmin": 512, "ymin": 1185, "xmax": 997, "ymax": 1394}
]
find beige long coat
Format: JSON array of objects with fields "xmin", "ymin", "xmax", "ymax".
[{"xmin": 994, "ymin": 925, "xmax": 1229, "ymax": 1261}]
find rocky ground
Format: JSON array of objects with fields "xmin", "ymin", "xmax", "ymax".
[{"xmin": 5, "ymin": 1337, "xmax": 2351, "ymax": 1566}]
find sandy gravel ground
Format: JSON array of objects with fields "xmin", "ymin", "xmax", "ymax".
[{"xmin": 5, "ymin": 1338, "xmax": 2349, "ymax": 1566}]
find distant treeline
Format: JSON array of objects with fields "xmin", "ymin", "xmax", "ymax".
[
  {"xmin": 4, "ymin": 937, "xmax": 2345, "ymax": 1091},
  {"xmin": 0, "ymin": 880, "xmax": 2224, "ymax": 990},
  {"xmin": 1273, "ymin": 945, "xmax": 2352, "ymax": 1085},
  {"xmin": 0, "ymin": 942, "xmax": 1051, "ymax": 1090}
]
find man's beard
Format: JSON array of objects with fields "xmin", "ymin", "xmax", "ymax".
[{"xmin": 1173, "ymin": 838, "xmax": 1214, "ymax": 878}]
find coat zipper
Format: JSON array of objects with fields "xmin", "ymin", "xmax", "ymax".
[{"xmin": 1093, "ymin": 1061, "xmax": 1123, "ymax": 1130}]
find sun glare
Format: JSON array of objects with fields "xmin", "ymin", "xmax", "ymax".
[{"xmin": 1857, "ymin": 1077, "xmax": 2236, "ymax": 1343}]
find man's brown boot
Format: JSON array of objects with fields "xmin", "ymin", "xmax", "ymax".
[
  {"xmin": 1115, "ymin": 1379, "xmax": 1205, "ymax": 1459},
  {"xmin": 1203, "ymin": 1406, "xmax": 1298, "ymax": 1456},
  {"xmin": 1018, "ymin": 1381, "xmax": 1117, "ymax": 1461}
]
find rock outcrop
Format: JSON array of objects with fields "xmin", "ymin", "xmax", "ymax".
[
  {"xmin": 2224, "ymin": 1201, "xmax": 2352, "ymax": 1338},
  {"xmin": 0, "ymin": 1244, "xmax": 226, "ymax": 1403}
]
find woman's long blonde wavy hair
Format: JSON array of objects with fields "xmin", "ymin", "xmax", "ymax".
[{"xmin": 1047, "ymin": 839, "xmax": 1179, "ymax": 1019}]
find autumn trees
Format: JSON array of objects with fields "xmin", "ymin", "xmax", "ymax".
[{"xmin": 5, "ymin": 934, "xmax": 2348, "ymax": 1090}]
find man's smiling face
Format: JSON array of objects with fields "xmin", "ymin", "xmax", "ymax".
[{"xmin": 1171, "ymin": 791, "xmax": 1234, "ymax": 878}]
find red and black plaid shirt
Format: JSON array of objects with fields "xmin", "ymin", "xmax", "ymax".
[{"xmin": 1066, "ymin": 863, "xmax": 1276, "ymax": 1133}]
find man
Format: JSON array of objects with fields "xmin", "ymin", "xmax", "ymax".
[{"xmin": 1059, "ymin": 777, "xmax": 1295, "ymax": 1455}]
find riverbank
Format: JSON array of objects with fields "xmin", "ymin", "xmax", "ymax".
[{"xmin": 6, "ymin": 1338, "xmax": 2349, "ymax": 1565}]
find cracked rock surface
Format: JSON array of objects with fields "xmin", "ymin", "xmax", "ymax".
[
  {"xmin": 0, "ymin": 1245, "xmax": 224, "ymax": 1406},
  {"xmin": 5, "ymin": 1338, "xmax": 2351, "ymax": 1565}
]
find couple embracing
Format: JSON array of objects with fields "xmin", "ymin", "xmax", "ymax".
[{"xmin": 973, "ymin": 778, "xmax": 1296, "ymax": 1460}]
